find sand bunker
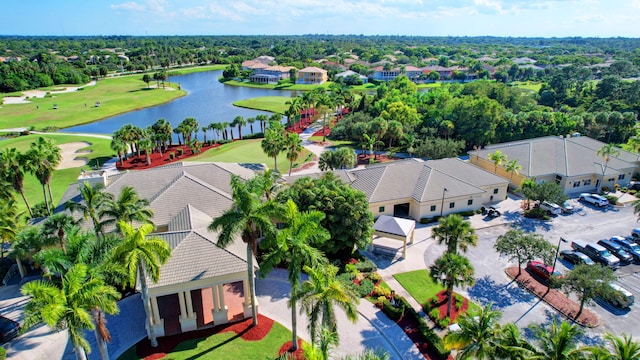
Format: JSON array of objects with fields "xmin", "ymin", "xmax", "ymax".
[
  {"xmin": 2, "ymin": 80, "xmax": 96, "ymax": 105},
  {"xmin": 57, "ymin": 142, "xmax": 91, "ymax": 169}
]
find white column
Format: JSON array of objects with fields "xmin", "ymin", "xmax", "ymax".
[
  {"xmin": 185, "ymin": 290, "xmax": 194, "ymax": 316},
  {"xmin": 217, "ymin": 285, "xmax": 226, "ymax": 310},
  {"xmin": 178, "ymin": 292, "xmax": 187, "ymax": 318},
  {"xmin": 179, "ymin": 290, "xmax": 197, "ymax": 332},
  {"xmin": 150, "ymin": 297, "xmax": 161, "ymax": 325},
  {"xmin": 243, "ymin": 280, "xmax": 251, "ymax": 306},
  {"xmin": 212, "ymin": 286, "xmax": 219, "ymax": 311}
]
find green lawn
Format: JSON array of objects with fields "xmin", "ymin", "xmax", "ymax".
[
  {"xmin": 233, "ymin": 96, "xmax": 291, "ymax": 114},
  {"xmin": 511, "ymin": 81, "xmax": 542, "ymax": 93},
  {"xmin": 0, "ymin": 134, "xmax": 114, "ymax": 215},
  {"xmin": 117, "ymin": 320, "xmax": 292, "ymax": 360},
  {"xmin": 394, "ymin": 269, "xmax": 481, "ymax": 313},
  {"xmin": 0, "ymin": 76, "xmax": 186, "ymax": 131},
  {"xmin": 188, "ymin": 139, "xmax": 312, "ymax": 173},
  {"xmin": 167, "ymin": 64, "xmax": 227, "ymax": 76},
  {"xmin": 416, "ymin": 82, "xmax": 443, "ymax": 89}
]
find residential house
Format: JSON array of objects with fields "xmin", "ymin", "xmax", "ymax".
[
  {"xmin": 469, "ymin": 135, "xmax": 639, "ymax": 194},
  {"xmin": 249, "ymin": 65, "xmax": 296, "ymax": 84},
  {"xmin": 297, "ymin": 67, "xmax": 328, "ymax": 84},
  {"xmin": 59, "ymin": 162, "xmax": 263, "ymax": 339},
  {"xmin": 371, "ymin": 66, "xmax": 401, "ymax": 81},
  {"xmin": 335, "ymin": 70, "xmax": 368, "ymax": 84},
  {"xmin": 241, "ymin": 60, "xmax": 269, "ymax": 73},
  {"xmin": 404, "ymin": 66, "xmax": 423, "ymax": 81}
]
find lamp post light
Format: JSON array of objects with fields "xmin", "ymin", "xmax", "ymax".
[
  {"xmin": 440, "ymin": 188, "xmax": 448, "ymax": 217},
  {"xmin": 551, "ymin": 237, "xmax": 566, "ymax": 273}
]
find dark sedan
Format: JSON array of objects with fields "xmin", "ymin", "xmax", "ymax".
[
  {"xmin": 610, "ymin": 236, "xmax": 640, "ymax": 263},
  {"xmin": 0, "ymin": 315, "xmax": 20, "ymax": 343},
  {"xmin": 559, "ymin": 250, "xmax": 595, "ymax": 266}
]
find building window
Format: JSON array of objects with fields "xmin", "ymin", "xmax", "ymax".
[
  {"xmin": 555, "ymin": 175, "xmax": 562, "ymax": 184},
  {"xmin": 467, "ymin": 199, "xmax": 473, "ymax": 206},
  {"xmin": 493, "ymin": 188, "xmax": 499, "ymax": 194},
  {"xmin": 583, "ymin": 179, "xmax": 591, "ymax": 186},
  {"xmin": 430, "ymin": 205, "xmax": 436, "ymax": 212},
  {"xmin": 608, "ymin": 178, "xmax": 615, "ymax": 182},
  {"xmin": 449, "ymin": 202, "xmax": 455, "ymax": 209},
  {"xmin": 379, "ymin": 206, "xmax": 385, "ymax": 213},
  {"xmin": 573, "ymin": 182, "xmax": 581, "ymax": 188},
  {"xmin": 618, "ymin": 174, "xmax": 626, "ymax": 180}
]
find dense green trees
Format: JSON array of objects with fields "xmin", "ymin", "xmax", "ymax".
[{"xmin": 494, "ymin": 229, "xmax": 556, "ymax": 276}]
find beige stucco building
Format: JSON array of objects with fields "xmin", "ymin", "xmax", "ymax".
[{"xmin": 469, "ymin": 135, "xmax": 639, "ymax": 195}]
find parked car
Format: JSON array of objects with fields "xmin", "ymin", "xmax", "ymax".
[
  {"xmin": 610, "ymin": 236, "xmax": 640, "ymax": 263},
  {"xmin": 559, "ymin": 250, "xmax": 595, "ymax": 266},
  {"xmin": 0, "ymin": 315, "xmax": 20, "ymax": 343},
  {"xmin": 561, "ymin": 201, "xmax": 574, "ymax": 213},
  {"xmin": 526, "ymin": 260, "xmax": 562, "ymax": 284},
  {"xmin": 630, "ymin": 182, "xmax": 640, "ymax": 191},
  {"xmin": 571, "ymin": 240, "xmax": 620, "ymax": 269},
  {"xmin": 600, "ymin": 283, "xmax": 635, "ymax": 308},
  {"xmin": 597, "ymin": 239, "xmax": 633, "ymax": 264},
  {"xmin": 631, "ymin": 228, "xmax": 640, "ymax": 240},
  {"xmin": 579, "ymin": 193, "xmax": 609, "ymax": 207},
  {"xmin": 539, "ymin": 201, "xmax": 562, "ymax": 215}
]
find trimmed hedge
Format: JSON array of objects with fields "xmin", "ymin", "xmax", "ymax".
[{"xmin": 379, "ymin": 295, "xmax": 450, "ymax": 358}]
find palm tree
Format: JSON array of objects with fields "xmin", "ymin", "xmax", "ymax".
[
  {"xmin": 430, "ymin": 252, "xmax": 475, "ymax": 318},
  {"xmin": 260, "ymin": 199, "xmax": 330, "ymax": 351},
  {"xmin": 530, "ymin": 319, "xmax": 586, "ymax": 360},
  {"xmin": 41, "ymin": 213, "xmax": 79, "ymax": 254},
  {"xmin": 519, "ymin": 177, "xmax": 537, "ymax": 209},
  {"xmin": 443, "ymin": 303, "xmax": 502, "ymax": 359},
  {"xmin": 361, "ymin": 133, "xmax": 378, "ymax": 158},
  {"xmin": 21, "ymin": 264, "xmax": 121, "ymax": 360},
  {"xmin": 295, "ymin": 264, "xmax": 359, "ymax": 346},
  {"xmin": 208, "ymin": 175, "xmax": 281, "ymax": 326},
  {"xmin": 488, "ymin": 150, "xmax": 508, "ymax": 174},
  {"xmin": 284, "ymin": 132, "xmax": 303, "ymax": 176},
  {"xmin": 25, "ymin": 137, "xmax": 62, "ymax": 214},
  {"xmin": 432, "ymin": 214, "xmax": 478, "ymax": 255},
  {"xmin": 596, "ymin": 144, "xmax": 621, "ymax": 193},
  {"xmin": 0, "ymin": 199, "xmax": 23, "ymax": 260},
  {"xmin": 256, "ymin": 114, "xmax": 268, "ymax": 134},
  {"xmin": 11, "ymin": 226, "xmax": 45, "ymax": 279},
  {"xmin": 110, "ymin": 139, "xmax": 128, "ymax": 167},
  {"xmin": 0, "ymin": 148, "xmax": 33, "ymax": 217},
  {"xmin": 173, "ymin": 125, "xmax": 184, "ymax": 146},
  {"xmin": 505, "ymin": 159, "xmax": 522, "ymax": 184},
  {"xmin": 386, "ymin": 120, "xmax": 404, "ymax": 148},
  {"xmin": 261, "ymin": 122, "xmax": 285, "ymax": 173},
  {"xmin": 603, "ymin": 333, "xmax": 640, "ymax": 360},
  {"xmin": 111, "ymin": 221, "xmax": 171, "ymax": 348},
  {"xmin": 65, "ymin": 182, "xmax": 108, "ymax": 238},
  {"xmin": 139, "ymin": 139, "xmax": 153, "ymax": 166},
  {"xmin": 285, "ymin": 97, "xmax": 302, "ymax": 129},
  {"xmin": 233, "ymin": 115, "xmax": 247, "ymax": 140},
  {"xmin": 247, "ymin": 117, "xmax": 256, "ymax": 135},
  {"xmin": 318, "ymin": 151, "xmax": 335, "ymax": 172},
  {"xmin": 494, "ymin": 323, "xmax": 536, "ymax": 360},
  {"xmin": 99, "ymin": 186, "xmax": 153, "ymax": 232}
]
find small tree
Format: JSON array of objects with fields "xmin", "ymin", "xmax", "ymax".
[
  {"xmin": 560, "ymin": 264, "xmax": 616, "ymax": 319},
  {"xmin": 488, "ymin": 150, "xmax": 508, "ymax": 174},
  {"xmin": 142, "ymin": 74, "xmax": 152, "ymax": 89},
  {"xmin": 494, "ymin": 229, "xmax": 556, "ymax": 276}
]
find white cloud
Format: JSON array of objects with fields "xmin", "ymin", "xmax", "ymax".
[{"xmin": 111, "ymin": 2, "xmax": 145, "ymax": 11}]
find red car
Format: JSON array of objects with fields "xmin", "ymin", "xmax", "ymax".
[{"xmin": 526, "ymin": 261, "xmax": 562, "ymax": 284}]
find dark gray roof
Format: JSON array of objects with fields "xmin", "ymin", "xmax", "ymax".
[{"xmin": 473, "ymin": 136, "xmax": 637, "ymax": 178}]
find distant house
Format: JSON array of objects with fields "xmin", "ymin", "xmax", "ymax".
[
  {"xmin": 371, "ymin": 66, "xmax": 400, "ymax": 81},
  {"xmin": 241, "ymin": 60, "xmax": 269, "ymax": 72},
  {"xmin": 513, "ymin": 57, "xmax": 536, "ymax": 65},
  {"xmin": 469, "ymin": 135, "xmax": 639, "ymax": 194},
  {"xmin": 297, "ymin": 67, "xmax": 328, "ymax": 84},
  {"xmin": 422, "ymin": 65, "xmax": 467, "ymax": 79},
  {"xmin": 404, "ymin": 66, "xmax": 423, "ymax": 81},
  {"xmin": 335, "ymin": 70, "xmax": 368, "ymax": 84},
  {"xmin": 249, "ymin": 65, "xmax": 296, "ymax": 84},
  {"xmin": 291, "ymin": 158, "xmax": 508, "ymax": 221},
  {"xmin": 59, "ymin": 162, "xmax": 263, "ymax": 339}
]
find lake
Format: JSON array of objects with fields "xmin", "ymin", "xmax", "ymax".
[{"xmin": 63, "ymin": 70, "xmax": 298, "ymax": 137}]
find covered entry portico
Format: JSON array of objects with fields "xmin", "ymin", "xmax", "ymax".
[{"xmin": 371, "ymin": 215, "xmax": 416, "ymax": 259}]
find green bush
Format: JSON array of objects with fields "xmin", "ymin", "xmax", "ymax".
[
  {"xmin": 372, "ymin": 285, "xmax": 390, "ymax": 298},
  {"xmin": 169, "ymin": 152, "xmax": 175, "ymax": 160},
  {"xmin": 242, "ymin": 132, "xmax": 265, "ymax": 140},
  {"xmin": 437, "ymin": 316, "xmax": 451, "ymax": 328},
  {"xmin": 420, "ymin": 216, "xmax": 441, "ymax": 224},
  {"xmin": 605, "ymin": 195, "xmax": 619, "ymax": 205},
  {"xmin": 355, "ymin": 258, "xmax": 377, "ymax": 272},
  {"xmin": 456, "ymin": 210, "xmax": 476, "ymax": 217},
  {"xmin": 455, "ymin": 294, "xmax": 465, "ymax": 310},
  {"xmin": 177, "ymin": 148, "xmax": 184, "ymax": 156},
  {"xmin": 428, "ymin": 307, "xmax": 440, "ymax": 321},
  {"xmin": 407, "ymin": 304, "xmax": 451, "ymax": 357},
  {"xmin": 356, "ymin": 278, "xmax": 375, "ymax": 297},
  {"xmin": 524, "ymin": 207, "xmax": 550, "ymax": 220},
  {"xmin": 366, "ymin": 272, "xmax": 381, "ymax": 283},
  {"xmin": 630, "ymin": 190, "xmax": 637, "ymax": 196},
  {"xmin": 380, "ymin": 296, "xmax": 405, "ymax": 321},
  {"xmin": 0, "ymin": 347, "xmax": 5, "ymax": 360}
]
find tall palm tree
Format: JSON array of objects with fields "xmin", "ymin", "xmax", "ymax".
[
  {"xmin": 603, "ymin": 333, "xmax": 640, "ymax": 360},
  {"xmin": 41, "ymin": 213, "xmax": 79, "ymax": 254},
  {"xmin": 208, "ymin": 175, "xmax": 281, "ymax": 326},
  {"xmin": 285, "ymin": 97, "xmax": 302, "ymax": 130},
  {"xmin": 494, "ymin": 323, "xmax": 536, "ymax": 360},
  {"xmin": 430, "ymin": 252, "xmax": 475, "ymax": 318},
  {"xmin": 432, "ymin": 214, "xmax": 478, "ymax": 255},
  {"xmin": 261, "ymin": 122, "xmax": 285, "ymax": 173},
  {"xmin": 25, "ymin": 137, "xmax": 62, "ymax": 214},
  {"xmin": 256, "ymin": 114, "xmax": 269, "ymax": 134},
  {"xmin": 530, "ymin": 319, "xmax": 586, "ymax": 360},
  {"xmin": 0, "ymin": 147, "xmax": 33, "ymax": 217},
  {"xmin": 139, "ymin": 139, "xmax": 153, "ymax": 166},
  {"xmin": 295, "ymin": 264, "xmax": 359, "ymax": 346},
  {"xmin": 11, "ymin": 226, "xmax": 44, "ymax": 278},
  {"xmin": 110, "ymin": 221, "xmax": 171, "ymax": 348},
  {"xmin": 505, "ymin": 159, "xmax": 523, "ymax": 184},
  {"xmin": 284, "ymin": 132, "xmax": 303, "ymax": 176},
  {"xmin": 260, "ymin": 199, "xmax": 330, "ymax": 351},
  {"xmin": 233, "ymin": 115, "xmax": 248, "ymax": 140},
  {"xmin": 110, "ymin": 139, "xmax": 128, "ymax": 167},
  {"xmin": 596, "ymin": 143, "xmax": 621, "ymax": 193},
  {"xmin": 65, "ymin": 182, "xmax": 108, "ymax": 238},
  {"xmin": 246, "ymin": 117, "xmax": 256, "ymax": 135},
  {"xmin": 443, "ymin": 303, "xmax": 502, "ymax": 359},
  {"xmin": 488, "ymin": 150, "xmax": 508, "ymax": 174},
  {"xmin": 99, "ymin": 186, "xmax": 153, "ymax": 232},
  {"xmin": 21, "ymin": 264, "xmax": 121, "ymax": 360}
]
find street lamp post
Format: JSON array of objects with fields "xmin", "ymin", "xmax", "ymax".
[
  {"xmin": 551, "ymin": 237, "xmax": 566, "ymax": 273},
  {"xmin": 440, "ymin": 188, "xmax": 448, "ymax": 217}
]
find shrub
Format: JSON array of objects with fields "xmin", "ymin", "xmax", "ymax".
[
  {"xmin": 420, "ymin": 216, "xmax": 441, "ymax": 224},
  {"xmin": 630, "ymin": 190, "xmax": 637, "ymax": 196},
  {"xmin": 621, "ymin": 187, "xmax": 629, "ymax": 193},
  {"xmin": 456, "ymin": 210, "xmax": 476, "ymax": 217},
  {"xmin": 366, "ymin": 272, "xmax": 381, "ymax": 283},
  {"xmin": 601, "ymin": 186, "xmax": 610, "ymax": 193},
  {"xmin": 428, "ymin": 307, "xmax": 440, "ymax": 321},
  {"xmin": 356, "ymin": 278, "xmax": 375, "ymax": 297},
  {"xmin": 380, "ymin": 297, "xmax": 404, "ymax": 321},
  {"xmin": 355, "ymin": 258, "xmax": 377, "ymax": 272},
  {"xmin": 604, "ymin": 195, "xmax": 618, "ymax": 205},
  {"xmin": 41, "ymin": 126, "xmax": 59, "ymax": 132},
  {"xmin": 524, "ymin": 207, "xmax": 550, "ymax": 220},
  {"xmin": 242, "ymin": 132, "xmax": 265, "ymax": 140},
  {"xmin": 0, "ymin": 347, "xmax": 5, "ymax": 360},
  {"xmin": 455, "ymin": 294, "xmax": 465, "ymax": 310},
  {"xmin": 169, "ymin": 152, "xmax": 175, "ymax": 160},
  {"xmin": 372, "ymin": 285, "xmax": 391, "ymax": 298},
  {"xmin": 177, "ymin": 148, "xmax": 184, "ymax": 156},
  {"xmin": 437, "ymin": 316, "xmax": 451, "ymax": 328},
  {"xmin": 375, "ymin": 296, "xmax": 387, "ymax": 308}
]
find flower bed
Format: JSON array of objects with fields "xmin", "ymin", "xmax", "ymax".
[
  {"xmin": 423, "ymin": 290, "xmax": 470, "ymax": 328},
  {"xmin": 116, "ymin": 143, "xmax": 221, "ymax": 171}
]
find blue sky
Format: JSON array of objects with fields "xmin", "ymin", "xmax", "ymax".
[{"xmin": 2, "ymin": 0, "xmax": 640, "ymax": 37}]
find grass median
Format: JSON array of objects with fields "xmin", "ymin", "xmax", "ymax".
[{"xmin": 233, "ymin": 96, "xmax": 290, "ymax": 114}]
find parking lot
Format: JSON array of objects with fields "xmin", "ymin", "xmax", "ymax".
[{"xmin": 427, "ymin": 196, "xmax": 640, "ymax": 341}]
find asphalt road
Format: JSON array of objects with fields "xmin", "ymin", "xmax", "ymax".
[{"xmin": 433, "ymin": 198, "xmax": 640, "ymax": 343}]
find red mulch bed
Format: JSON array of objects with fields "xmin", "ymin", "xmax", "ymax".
[
  {"xmin": 115, "ymin": 143, "xmax": 221, "ymax": 171},
  {"xmin": 278, "ymin": 339, "xmax": 305, "ymax": 360},
  {"xmin": 311, "ymin": 126, "xmax": 331, "ymax": 137},
  {"xmin": 289, "ymin": 159, "xmax": 318, "ymax": 174},
  {"xmin": 134, "ymin": 314, "xmax": 274, "ymax": 360},
  {"xmin": 427, "ymin": 290, "xmax": 470, "ymax": 324},
  {"xmin": 506, "ymin": 266, "xmax": 599, "ymax": 327},
  {"xmin": 357, "ymin": 154, "xmax": 396, "ymax": 165}
]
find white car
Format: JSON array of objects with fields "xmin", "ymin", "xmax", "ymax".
[
  {"xmin": 539, "ymin": 201, "xmax": 562, "ymax": 215},
  {"xmin": 579, "ymin": 193, "xmax": 609, "ymax": 207}
]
